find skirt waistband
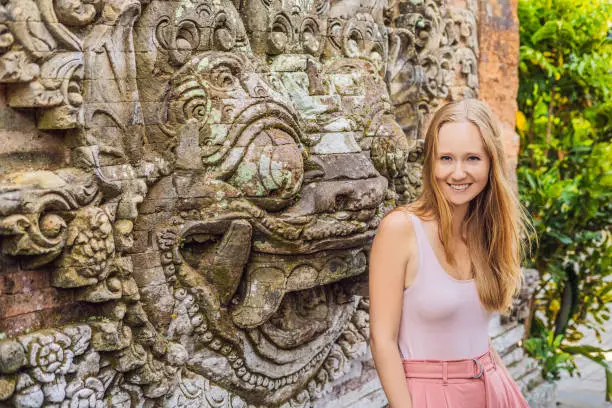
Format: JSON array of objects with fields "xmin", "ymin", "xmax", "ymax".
[{"xmin": 402, "ymin": 349, "xmax": 495, "ymax": 381}]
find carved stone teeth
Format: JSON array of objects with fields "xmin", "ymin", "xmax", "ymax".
[
  {"xmin": 232, "ymin": 358, "xmax": 244, "ymax": 368},
  {"xmin": 284, "ymin": 376, "xmax": 292, "ymax": 385},
  {"xmin": 190, "ymin": 314, "xmax": 204, "ymax": 326},
  {"xmin": 249, "ymin": 374, "xmax": 257, "ymax": 385},
  {"xmin": 187, "ymin": 304, "xmax": 199, "ymax": 315},
  {"xmin": 237, "ymin": 367, "xmax": 247, "ymax": 376},
  {"xmin": 242, "ymin": 372, "xmax": 251, "ymax": 382},
  {"xmin": 200, "ymin": 332, "xmax": 213, "ymax": 343},
  {"xmin": 227, "ymin": 351, "xmax": 238, "ymax": 361},
  {"xmin": 292, "ymin": 373, "xmax": 299, "ymax": 383},
  {"xmin": 267, "ymin": 380, "xmax": 275, "ymax": 391},
  {"xmin": 161, "ymin": 252, "xmax": 173, "ymax": 265},
  {"xmin": 262, "ymin": 377, "xmax": 269, "ymax": 387},
  {"xmin": 164, "ymin": 265, "xmax": 175, "ymax": 277},
  {"xmin": 275, "ymin": 379, "xmax": 282, "ymax": 390},
  {"xmin": 221, "ymin": 345, "xmax": 232, "ymax": 355},
  {"xmin": 281, "ymin": 377, "xmax": 287, "ymax": 386},
  {"xmin": 209, "ymin": 339, "xmax": 222, "ymax": 350},
  {"xmin": 184, "ymin": 296, "xmax": 194, "ymax": 307}
]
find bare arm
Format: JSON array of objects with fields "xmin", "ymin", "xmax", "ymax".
[{"xmin": 369, "ymin": 211, "xmax": 415, "ymax": 408}]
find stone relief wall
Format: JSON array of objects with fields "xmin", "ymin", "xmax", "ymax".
[{"xmin": 0, "ymin": 0, "xmax": 479, "ymax": 406}]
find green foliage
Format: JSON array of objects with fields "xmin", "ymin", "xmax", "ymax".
[
  {"xmin": 524, "ymin": 318, "xmax": 577, "ymax": 380},
  {"xmin": 517, "ymin": 0, "xmax": 612, "ymax": 397}
]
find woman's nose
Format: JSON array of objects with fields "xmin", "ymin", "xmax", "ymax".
[{"xmin": 451, "ymin": 162, "xmax": 467, "ymax": 179}]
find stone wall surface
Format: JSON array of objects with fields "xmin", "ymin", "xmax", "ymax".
[{"xmin": 0, "ymin": 0, "xmax": 542, "ymax": 407}]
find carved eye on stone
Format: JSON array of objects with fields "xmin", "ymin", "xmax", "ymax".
[
  {"xmin": 213, "ymin": 13, "xmax": 235, "ymax": 52},
  {"xmin": 268, "ymin": 14, "xmax": 292, "ymax": 55},
  {"xmin": 164, "ymin": 21, "xmax": 200, "ymax": 66},
  {"xmin": 301, "ymin": 19, "xmax": 320, "ymax": 55}
]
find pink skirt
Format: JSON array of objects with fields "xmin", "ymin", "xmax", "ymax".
[{"xmin": 402, "ymin": 349, "xmax": 530, "ymax": 407}]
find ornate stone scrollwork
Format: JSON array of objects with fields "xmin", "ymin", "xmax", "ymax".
[
  {"xmin": 386, "ymin": 0, "xmax": 479, "ymax": 138},
  {"xmin": 0, "ymin": 0, "xmax": 478, "ymax": 406}
]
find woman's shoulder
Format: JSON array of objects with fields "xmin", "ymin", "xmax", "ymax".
[{"xmin": 377, "ymin": 207, "xmax": 416, "ymax": 237}]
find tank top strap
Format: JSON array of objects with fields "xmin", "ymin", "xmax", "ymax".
[
  {"xmin": 406, "ymin": 213, "xmax": 427, "ymax": 253},
  {"xmin": 404, "ymin": 213, "xmax": 441, "ymax": 285}
]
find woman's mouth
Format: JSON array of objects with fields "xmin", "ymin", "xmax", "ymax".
[{"xmin": 448, "ymin": 183, "xmax": 471, "ymax": 191}]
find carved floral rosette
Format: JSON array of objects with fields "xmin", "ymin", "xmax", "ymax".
[{"xmin": 0, "ymin": 0, "xmax": 479, "ymax": 406}]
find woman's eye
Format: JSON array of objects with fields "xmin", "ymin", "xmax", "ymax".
[
  {"xmin": 468, "ymin": 156, "xmax": 481, "ymax": 161},
  {"xmin": 440, "ymin": 156, "xmax": 452, "ymax": 161}
]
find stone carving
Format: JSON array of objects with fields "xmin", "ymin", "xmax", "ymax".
[
  {"xmin": 385, "ymin": 0, "xmax": 479, "ymax": 138},
  {"xmin": 0, "ymin": 0, "xmax": 478, "ymax": 406},
  {"xmin": 502, "ymin": 268, "xmax": 540, "ymax": 325}
]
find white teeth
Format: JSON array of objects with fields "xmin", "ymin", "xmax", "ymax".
[{"xmin": 449, "ymin": 184, "xmax": 470, "ymax": 191}]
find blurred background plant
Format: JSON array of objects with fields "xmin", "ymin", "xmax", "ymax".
[{"xmin": 516, "ymin": 0, "xmax": 612, "ymax": 399}]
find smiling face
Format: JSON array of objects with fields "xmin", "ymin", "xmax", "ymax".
[{"xmin": 434, "ymin": 121, "xmax": 490, "ymax": 208}]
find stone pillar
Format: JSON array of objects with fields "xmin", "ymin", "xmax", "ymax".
[{"xmin": 477, "ymin": 0, "xmax": 521, "ymax": 180}]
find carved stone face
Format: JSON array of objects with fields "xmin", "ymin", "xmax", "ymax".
[
  {"xmin": 132, "ymin": 50, "xmax": 375, "ymax": 403},
  {"xmin": 130, "ymin": 2, "xmax": 418, "ymax": 405}
]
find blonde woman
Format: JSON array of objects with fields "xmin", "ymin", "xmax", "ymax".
[{"xmin": 369, "ymin": 99, "xmax": 531, "ymax": 407}]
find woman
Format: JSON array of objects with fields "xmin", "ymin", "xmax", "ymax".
[{"xmin": 369, "ymin": 99, "xmax": 531, "ymax": 407}]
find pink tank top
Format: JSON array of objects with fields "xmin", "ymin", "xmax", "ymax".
[{"xmin": 398, "ymin": 214, "xmax": 491, "ymax": 360}]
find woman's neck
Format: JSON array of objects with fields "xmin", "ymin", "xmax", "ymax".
[{"xmin": 450, "ymin": 202, "xmax": 469, "ymax": 239}]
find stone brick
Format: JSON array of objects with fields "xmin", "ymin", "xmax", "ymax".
[
  {"xmin": 0, "ymin": 268, "xmax": 51, "ymax": 295},
  {"xmin": 0, "ymin": 303, "xmax": 97, "ymax": 337},
  {"xmin": 0, "ymin": 287, "xmax": 76, "ymax": 318}
]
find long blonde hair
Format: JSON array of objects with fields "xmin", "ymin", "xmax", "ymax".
[{"xmin": 406, "ymin": 99, "xmax": 532, "ymax": 313}]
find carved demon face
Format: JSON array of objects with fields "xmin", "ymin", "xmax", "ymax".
[
  {"xmin": 132, "ymin": 49, "xmax": 377, "ymax": 403},
  {"xmin": 129, "ymin": 0, "xmax": 417, "ymax": 405}
]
